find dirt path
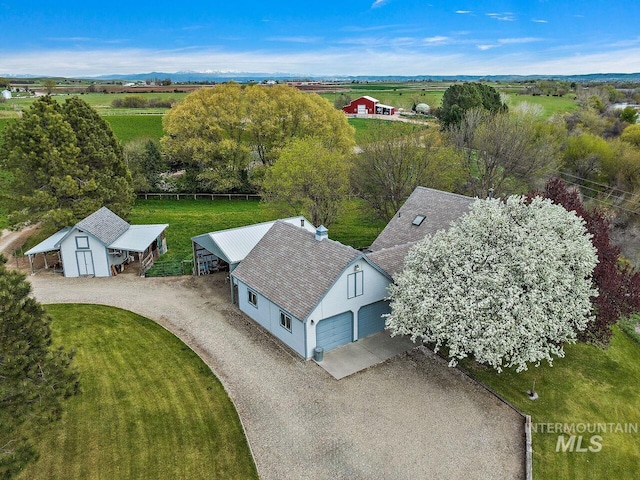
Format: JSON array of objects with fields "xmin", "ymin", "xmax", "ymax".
[
  {"xmin": 29, "ymin": 273, "xmax": 525, "ymax": 480},
  {"xmin": 0, "ymin": 225, "xmax": 40, "ymax": 257}
]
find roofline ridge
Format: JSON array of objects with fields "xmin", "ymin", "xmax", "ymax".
[{"xmin": 414, "ymin": 186, "xmax": 476, "ymax": 202}]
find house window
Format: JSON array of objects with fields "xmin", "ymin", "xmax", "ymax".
[
  {"xmin": 75, "ymin": 236, "xmax": 90, "ymax": 249},
  {"xmin": 280, "ymin": 312, "xmax": 292, "ymax": 332},
  {"xmin": 347, "ymin": 271, "xmax": 364, "ymax": 299},
  {"xmin": 248, "ymin": 290, "xmax": 258, "ymax": 307},
  {"xmin": 412, "ymin": 215, "xmax": 425, "ymax": 226}
]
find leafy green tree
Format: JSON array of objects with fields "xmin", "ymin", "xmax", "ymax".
[
  {"xmin": 561, "ymin": 132, "xmax": 613, "ymax": 181},
  {"xmin": 352, "ymin": 124, "xmax": 465, "ymax": 220},
  {"xmin": 42, "ymin": 79, "xmax": 56, "ymax": 95},
  {"xmin": 621, "ymin": 124, "xmax": 640, "ymax": 148},
  {"xmin": 261, "ymin": 137, "xmax": 350, "ymax": 226},
  {"xmin": 620, "ymin": 106, "xmax": 639, "ymax": 124},
  {"xmin": 438, "ymin": 82, "xmax": 506, "ymax": 128},
  {"xmin": 386, "ymin": 196, "xmax": 598, "ymax": 373},
  {"xmin": 0, "ymin": 96, "xmax": 134, "ymax": 230},
  {"xmin": 333, "ymin": 93, "xmax": 352, "ymax": 109},
  {"xmin": 124, "ymin": 139, "xmax": 167, "ymax": 192},
  {"xmin": 162, "ymin": 83, "xmax": 354, "ymax": 192},
  {"xmin": 0, "ymin": 255, "xmax": 79, "ymax": 478}
]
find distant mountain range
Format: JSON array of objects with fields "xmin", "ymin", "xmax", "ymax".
[{"xmin": 3, "ymin": 71, "xmax": 640, "ymax": 83}]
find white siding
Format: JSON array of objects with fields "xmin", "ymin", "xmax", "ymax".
[
  {"xmin": 236, "ymin": 280, "xmax": 306, "ymax": 357},
  {"xmin": 305, "ymin": 260, "xmax": 390, "ymax": 358},
  {"xmin": 59, "ymin": 229, "xmax": 111, "ymax": 277}
]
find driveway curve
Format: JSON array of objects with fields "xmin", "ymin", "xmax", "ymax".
[{"xmin": 29, "ymin": 273, "xmax": 524, "ymax": 480}]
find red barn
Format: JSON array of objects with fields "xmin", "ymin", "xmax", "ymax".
[{"xmin": 342, "ymin": 96, "xmax": 395, "ymax": 115}]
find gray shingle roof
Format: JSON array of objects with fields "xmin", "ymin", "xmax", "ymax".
[
  {"xmin": 75, "ymin": 206, "xmax": 130, "ymax": 246},
  {"xmin": 231, "ymin": 221, "xmax": 361, "ymax": 321},
  {"xmin": 367, "ymin": 242, "xmax": 416, "ymax": 278},
  {"xmin": 370, "ymin": 187, "xmax": 474, "ymax": 251}
]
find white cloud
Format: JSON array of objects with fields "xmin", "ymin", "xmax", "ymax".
[
  {"xmin": 456, "ymin": 10, "xmax": 472, "ymax": 14},
  {"xmin": 486, "ymin": 12, "xmax": 516, "ymax": 21},
  {"xmin": 498, "ymin": 37, "xmax": 542, "ymax": 45},
  {"xmin": 423, "ymin": 36, "xmax": 450, "ymax": 45},
  {"xmin": 371, "ymin": 0, "xmax": 387, "ymax": 8},
  {"xmin": 532, "ymin": 18, "xmax": 548, "ymax": 23},
  {"xmin": 266, "ymin": 36, "xmax": 322, "ymax": 44},
  {"xmin": 3, "ymin": 44, "xmax": 640, "ymax": 77}
]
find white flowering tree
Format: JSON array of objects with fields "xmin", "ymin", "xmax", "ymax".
[{"xmin": 386, "ymin": 196, "xmax": 598, "ymax": 372}]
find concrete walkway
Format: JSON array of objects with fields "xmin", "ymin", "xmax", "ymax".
[
  {"xmin": 28, "ymin": 273, "xmax": 525, "ymax": 480},
  {"xmin": 317, "ymin": 331, "xmax": 416, "ymax": 379}
]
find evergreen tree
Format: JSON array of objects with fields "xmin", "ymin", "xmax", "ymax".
[
  {"xmin": 0, "ymin": 96, "xmax": 135, "ymax": 230},
  {"xmin": 0, "ymin": 256, "xmax": 79, "ymax": 478},
  {"xmin": 438, "ymin": 82, "xmax": 506, "ymax": 128}
]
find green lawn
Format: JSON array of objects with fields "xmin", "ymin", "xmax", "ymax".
[
  {"xmin": 17, "ymin": 304, "xmax": 257, "ymax": 480},
  {"xmin": 103, "ymin": 115, "xmax": 165, "ymax": 143},
  {"xmin": 129, "ymin": 198, "xmax": 387, "ymax": 262},
  {"xmin": 462, "ymin": 323, "xmax": 640, "ymax": 479}
]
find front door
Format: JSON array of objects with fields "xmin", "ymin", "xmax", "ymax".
[{"xmin": 76, "ymin": 250, "xmax": 95, "ymax": 276}]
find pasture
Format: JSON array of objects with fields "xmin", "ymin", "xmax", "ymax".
[
  {"xmin": 104, "ymin": 115, "xmax": 164, "ymax": 143},
  {"xmin": 16, "ymin": 304, "xmax": 257, "ymax": 480},
  {"xmin": 129, "ymin": 198, "xmax": 388, "ymax": 262}
]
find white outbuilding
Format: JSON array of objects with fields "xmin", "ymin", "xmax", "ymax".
[{"xmin": 1, "ymin": 89, "xmax": 11, "ymax": 100}]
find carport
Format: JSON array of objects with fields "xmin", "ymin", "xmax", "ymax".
[
  {"xmin": 24, "ymin": 227, "xmax": 71, "ymax": 274},
  {"xmin": 192, "ymin": 216, "xmax": 315, "ymax": 276}
]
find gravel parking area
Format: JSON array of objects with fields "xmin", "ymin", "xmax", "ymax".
[{"xmin": 29, "ymin": 273, "xmax": 525, "ymax": 480}]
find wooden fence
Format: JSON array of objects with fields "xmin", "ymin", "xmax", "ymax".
[{"xmin": 137, "ymin": 193, "xmax": 261, "ymax": 201}]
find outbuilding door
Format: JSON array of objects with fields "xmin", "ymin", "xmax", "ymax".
[
  {"xmin": 357, "ymin": 300, "xmax": 390, "ymax": 339},
  {"xmin": 357, "ymin": 104, "xmax": 367, "ymax": 115},
  {"xmin": 316, "ymin": 311, "xmax": 353, "ymax": 351},
  {"xmin": 76, "ymin": 250, "xmax": 95, "ymax": 276}
]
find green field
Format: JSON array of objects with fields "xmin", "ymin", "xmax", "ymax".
[
  {"xmin": 103, "ymin": 115, "xmax": 165, "ymax": 143},
  {"xmin": 129, "ymin": 198, "xmax": 386, "ymax": 262},
  {"xmin": 462, "ymin": 322, "xmax": 640, "ymax": 479},
  {"xmin": 507, "ymin": 93, "xmax": 580, "ymax": 117},
  {"xmin": 321, "ymin": 82, "xmax": 578, "ymax": 119},
  {"xmin": 348, "ymin": 117, "xmax": 430, "ymax": 144},
  {"xmin": 17, "ymin": 304, "xmax": 257, "ymax": 480}
]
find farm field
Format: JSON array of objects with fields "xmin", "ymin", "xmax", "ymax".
[
  {"xmin": 16, "ymin": 304, "xmax": 257, "ymax": 480},
  {"xmin": 103, "ymin": 115, "xmax": 164, "ymax": 143},
  {"xmin": 462, "ymin": 321, "xmax": 640, "ymax": 480},
  {"xmin": 129, "ymin": 198, "xmax": 387, "ymax": 263},
  {"xmin": 0, "ymin": 92, "xmax": 187, "ymax": 118},
  {"xmin": 506, "ymin": 93, "xmax": 580, "ymax": 117}
]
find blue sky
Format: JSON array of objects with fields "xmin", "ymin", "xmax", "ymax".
[{"xmin": 1, "ymin": 1, "xmax": 639, "ymax": 77}]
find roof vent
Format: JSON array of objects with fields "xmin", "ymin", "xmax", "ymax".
[
  {"xmin": 412, "ymin": 215, "xmax": 425, "ymax": 226},
  {"xmin": 315, "ymin": 225, "xmax": 328, "ymax": 241},
  {"xmin": 300, "ymin": 218, "xmax": 305, "ymax": 227}
]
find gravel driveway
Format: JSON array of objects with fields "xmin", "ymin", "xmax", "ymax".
[{"xmin": 29, "ymin": 273, "xmax": 525, "ymax": 480}]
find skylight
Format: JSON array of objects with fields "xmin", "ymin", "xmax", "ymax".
[{"xmin": 412, "ymin": 215, "xmax": 425, "ymax": 226}]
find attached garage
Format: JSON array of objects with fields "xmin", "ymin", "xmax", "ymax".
[
  {"xmin": 316, "ymin": 311, "xmax": 353, "ymax": 352},
  {"xmin": 358, "ymin": 300, "xmax": 391, "ymax": 339}
]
